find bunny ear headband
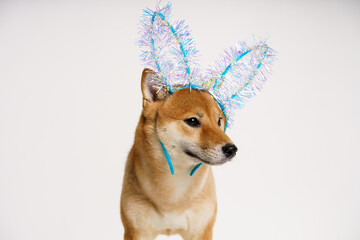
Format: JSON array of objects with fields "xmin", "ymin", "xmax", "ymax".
[{"xmin": 138, "ymin": 2, "xmax": 276, "ymax": 128}]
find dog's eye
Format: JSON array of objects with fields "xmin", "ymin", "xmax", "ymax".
[
  {"xmin": 218, "ymin": 118, "xmax": 222, "ymax": 127},
  {"xmin": 184, "ymin": 118, "xmax": 201, "ymax": 127}
]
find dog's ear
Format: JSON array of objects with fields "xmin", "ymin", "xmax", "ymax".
[{"xmin": 141, "ymin": 68, "xmax": 169, "ymax": 107}]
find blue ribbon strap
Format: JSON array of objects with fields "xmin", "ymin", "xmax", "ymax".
[{"xmin": 159, "ymin": 140, "xmax": 174, "ymax": 175}]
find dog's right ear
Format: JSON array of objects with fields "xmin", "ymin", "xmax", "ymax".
[{"xmin": 141, "ymin": 68, "xmax": 169, "ymax": 108}]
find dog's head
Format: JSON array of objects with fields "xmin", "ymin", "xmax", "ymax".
[{"xmin": 141, "ymin": 69, "xmax": 237, "ymax": 166}]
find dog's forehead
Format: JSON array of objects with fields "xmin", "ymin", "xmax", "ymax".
[{"xmin": 163, "ymin": 89, "xmax": 222, "ymax": 117}]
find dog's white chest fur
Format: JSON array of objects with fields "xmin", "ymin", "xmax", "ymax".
[
  {"xmin": 147, "ymin": 167, "xmax": 213, "ymax": 234},
  {"xmin": 151, "ymin": 211, "xmax": 189, "ymax": 232},
  {"xmin": 149, "ymin": 205, "xmax": 214, "ymax": 235}
]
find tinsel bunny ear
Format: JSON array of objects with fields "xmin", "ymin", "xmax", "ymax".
[
  {"xmin": 205, "ymin": 40, "xmax": 276, "ymax": 127},
  {"xmin": 138, "ymin": 3, "xmax": 200, "ymax": 93}
]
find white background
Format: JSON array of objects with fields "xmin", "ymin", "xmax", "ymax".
[{"xmin": 1, "ymin": 0, "xmax": 359, "ymax": 239}]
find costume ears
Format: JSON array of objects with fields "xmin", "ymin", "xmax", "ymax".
[
  {"xmin": 138, "ymin": 3, "xmax": 200, "ymax": 90},
  {"xmin": 141, "ymin": 68, "xmax": 170, "ymax": 107}
]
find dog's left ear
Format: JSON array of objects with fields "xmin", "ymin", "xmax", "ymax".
[{"xmin": 141, "ymin": 68, "xmax": 170, "ymax": 107}]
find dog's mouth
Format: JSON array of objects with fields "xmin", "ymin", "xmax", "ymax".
[
  {"xmin": 185, "ymin": 150, "xmax": 210, "ymax": 163},
  {"xmin": 184, "ymin": 150, "xmax": 228, "ymax": 166}
]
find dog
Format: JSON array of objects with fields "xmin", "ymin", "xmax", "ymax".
[{"xmin": 120, "ymin": 68, "xmax": 238, "ymax": 240}]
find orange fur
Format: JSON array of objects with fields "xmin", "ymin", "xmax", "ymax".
[{"xmin": 120, "ymin": 69, "xmax": 236, "ymax": 239}]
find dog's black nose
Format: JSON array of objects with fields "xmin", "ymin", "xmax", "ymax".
[{"xmin": 222, "ymin": 144, "xmax": 238, "ymax": 159}]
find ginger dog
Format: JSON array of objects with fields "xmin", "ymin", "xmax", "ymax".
[{"xmin": 120, "ymin": 69, "xmax": 238, "ymax": 240}]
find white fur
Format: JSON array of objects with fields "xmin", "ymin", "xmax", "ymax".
[{"xmin": 148, "ymin": 202, "xmax": 214, "ymax": 236}]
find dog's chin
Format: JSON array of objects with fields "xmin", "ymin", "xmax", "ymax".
[{"xmin": 184, "ymin": 150, "xmax": 230, "ymax": 166}]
